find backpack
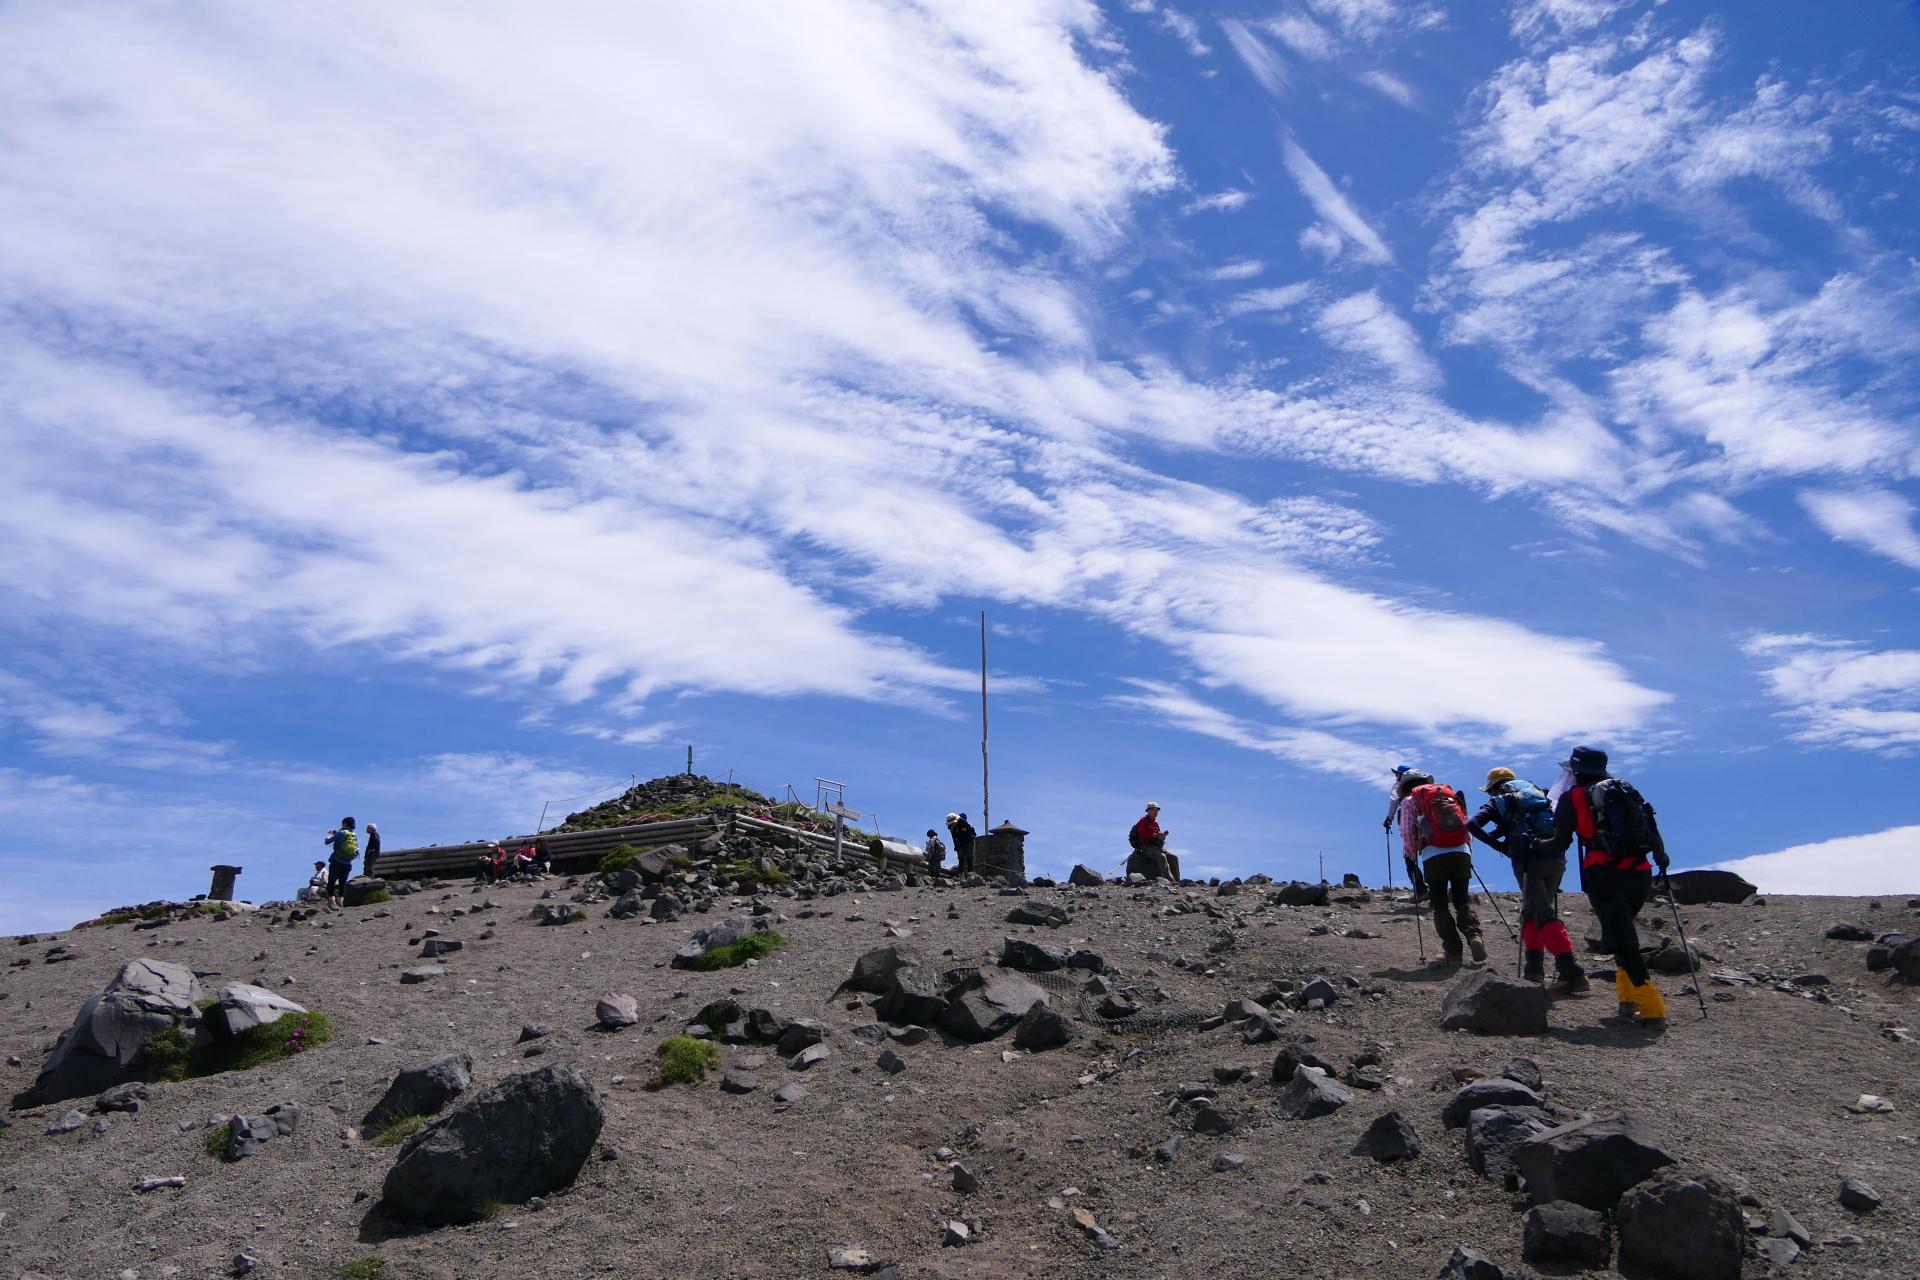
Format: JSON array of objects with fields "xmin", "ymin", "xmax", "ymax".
[
  {"xmin": 333, "ymin": 829, "xmax": 358, "ymax": 861},
  {"xmin": 1410, "ymin": 783, "xmax": 1470, "ymax": 850},
  {"xmin": 1128, "ymin": 824, "xmax": 1143, "ymax": 850},
  {"xmin": 1492, "ymin": 781, "xmax": 1555, "ymax": 851},
  {"xmin": 1586, "ymin": 779, "xmax": 1654, "ymax": 858}
]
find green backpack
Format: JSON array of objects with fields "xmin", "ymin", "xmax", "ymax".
[{"xmin": 334, "ymin": 829, "xmax": 358, "ymax": 861}]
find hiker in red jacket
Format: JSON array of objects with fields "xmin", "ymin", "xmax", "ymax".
[
  {"xmin": 1398, "ymin": 780, "xmax": 1485, "ymax": 966},
  {"xmin": 1128, "ymin": 803, "xmax": 1173, "ymax": 880},
  {"xmin": 1534, "ymin": 745, "xmax": 1668, "ymax": 1024}
]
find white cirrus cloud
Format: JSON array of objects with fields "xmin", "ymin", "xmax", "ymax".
[
  {"xmin": 1799, "ymin": 487, "xmax": 1920, "ymax": 572},
  {"xmin": 1281, "ymin": 136, "xmax": 1394, "ymax": 265},
  {"xmin": 1744, "ymin": 633, "xmax": 1920, "ymax": 754},
  {"xmin": 1316, "ymin": 290, "xmax": 1443, "ymax": 390}
]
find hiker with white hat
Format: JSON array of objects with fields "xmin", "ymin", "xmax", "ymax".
[
  {"xmin": 1469, "ymin": 767, "xmax": 1588, "ymax": 994},
  {"xmin": 1127, "ymin": 802, "xmax": 1175, "ymax": 881},
  {"xmin": 945, "ymin": 812, "xmax": 976, "ymax": 874}
]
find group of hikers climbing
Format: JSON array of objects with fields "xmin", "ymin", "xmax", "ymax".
[{"xmin": 1384, "ymin": 745, "xmax": 1673, "ymax": 1024}]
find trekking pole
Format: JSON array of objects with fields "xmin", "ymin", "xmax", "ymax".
[
  {"xmin": 1472, "ymin": 866, "xmax": 1519, "ymax": 950},
  {"xmin": 1660, "ymin": 873, "xmax": 1710, "ymax": 1020},
  {"xmin": 1383, "ymin": 831, "xmax": 1395, "ymax": 891}
]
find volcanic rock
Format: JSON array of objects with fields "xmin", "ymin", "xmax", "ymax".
[
  {"xmin": 1011, "ymin": 1002, "xmax": 1075, "ymax": 1051},
  {"xmin": 1350, "ymin": 1111, "xmax": 1419, "ymax": 1162},
  {"xmin": 1514, "ymin": 1113, "xmax": 1677, "ymax": 1210},
  {"xmin": 875, "ymin": 965, "xmax": 948, "ymax": 1026},
  {"xmin": 24, "ymin": 959, "xmax": 204, "ymax": 1104},
  {"xmin": 1443, "ymin": 1078, "xmax": 1544, "ymax": 1128},
  {"xmin": 364, "ymin": 1052, "xmax": 473, "ymax": 1131},
  {"xmin": 1523, "ymin": 1200, "xmax": 1611, "ymax": 1267},
  {"xmin": 1616, "ymin": 1166, "xmax": 1744, "ymax": 1280},
  {"xmin": 1664, "ymin": 870, "xmax": 1755, "ymax": 905},
  {"xmin": 1439, "ymin": 970, "xmax": 1550, "ymax": 1035},
  {"xmin": 999, "ymin": 937, "xmax": 1067, "ymax": 971},
  {"xmin": 1279, "ymin": 1066, "xmax": 1351, "ymax": 1120},
  {"xmin": 204, "ymin": 984, "xmax": 307, "ymax": 1039},
  {"xmin": 381, "ymin": 1065, "xmax": 604, "ymax": 1225},
  {"xmin": 938, "ymin": 967, "xmax": 1047, "ymax": 1041},
  {"xmin": 840, "ymin": 944, "xmax": 923, "ymax": 994}
]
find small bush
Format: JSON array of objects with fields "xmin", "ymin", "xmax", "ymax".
[
  {"xmin": 649, "ymin": 1034, "xmax": 720, "ymax": 1088},
  {"xmin": 338, "ymin": 1259, "xmax": 386, "ymax": 1280},
  {"xmin": 203, "ymin": 1120, "xmax": 234, "ymax": 1159},
  {"xmin": 598, "ymin": 843, "xmax": 643, "ymax": 875},
  {"xmin": 357, "ymin": 888, "xmax": 392, "ymax": 905},
  {"xmin": 682, "ymin": 930, "xmax": 785, "ymax": 971},
  {"xmin": 664, "ymin": 853, "xmax": 693, "ymax": 869},
  {"xmin": 143, "ymin": 1010, "xmax": 336, "ymax": 1082},
  {"xmin": 372, "ymin": 1113, "xmax": 424, "ymax": 1148},
  {"xmin": 141, "ymin": 1026, "xmax": 195, "ymax": 1082}
]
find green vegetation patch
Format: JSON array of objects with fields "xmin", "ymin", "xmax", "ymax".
[
  {"xmin": 681, "ymin": 930, "xmax": 785, "ymax": 971},
  {"xmin": 77, "ymin": 900, "xmax": 224, "ymax": 929},
  {"xmin": 372, "ymin": 1113, "xmax": 424, "ymax": 1148},
  {"xmin": 357, "ymin": 888, "xmax": 392, "ymax": 905},
  {"xmin": 648, "ymin": 1034, "xmax": 721, "ymax": 1088},
  {"xmin": 338, "ymin": 1259, "xmax": 386, "ymax": 1280},
  {"xmin": 597, "ymin": 843, "xmax": 643, "ymax": 875},
  {"xmin": 203, "ymin": 1119, "xmax": 234, "ymax": 1159},
  {"xmin": 141, "ymin": 1010, "xmax": 335, "ymax": 1083}
]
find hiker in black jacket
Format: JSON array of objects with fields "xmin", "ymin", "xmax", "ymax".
[
  {"xmin": 1469, "ymin": 767, "xmax": 1588, "ymax": 994},
  {"xmin": 1533, "ymin": 746, "xmax": 1668, "ymax": 1023},
  {"xmin": 946, "ymin": 812, "xmax": 977, "ymax": 874}
]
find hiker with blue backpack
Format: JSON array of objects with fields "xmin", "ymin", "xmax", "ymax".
[
  {"xmin": 1469, "ymin": 767, "xmax": 1590, "ymax": 995},
  {"xmin": 1532, "ymin": 746, "xmax": 1670, "ymax": 1024}
]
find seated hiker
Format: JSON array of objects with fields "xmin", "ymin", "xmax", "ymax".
[
  {"xmin": 513, "ymin": 843, "xmax": 539, "ymax": 875},
  {"xmin": 1534, "ymin": 745, "xmax": 1669, "ymax": 1024},
  {"xmin": 1399, "ymin": 781, "xmax": 1485, "ymax": 966},
  {"xmin": 923, "ymin": 828, "xmax": 946, "ymax": 874},
  {"xmin": 1127, "ymin": 802, "xmax": 1173, "ymax": 880},
  {"xmin": 300, "ymin": 860, "xmax": 328, "ymax": 902},
  {"xmin": 1470, "ymin": 767, "xmax": 1588, "ymax": 994},
  {"xmin": 531, "ymin": 837, "xmax": 553, "ymax": 874}
]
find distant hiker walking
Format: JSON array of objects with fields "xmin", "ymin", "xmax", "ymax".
[
  {"xmin": 1533, "ymin": 746, "xmax": 1669, "ymax": 1024},
  {"xmin": 1470, "ymin": 767, "xmax": 1588, "ymax": 994},
  {"xmin": 363, "ymin": 822, "xmax": 381, "ymax": 876},
  {"xmin": 323, "ymin": 817, "xmax": 358, "ymax": 909},
  {"xmin": 1127, "ymin": 802, "xmax": 1174, "ymax": 881},
  {"xmin": 946, "ymin": 812, "xmax": 977, "ymax": 874},
  {"xmin": 1386, "ymin": 768, "xmax": 1432, "ymax": 900},
  {"xmin": 1398, "ymin": 781, "xmax": 1485, "ymax": 966},
  {"xmin": 923, "ymin": 828, "xmax": 946, "ymax": 875}
]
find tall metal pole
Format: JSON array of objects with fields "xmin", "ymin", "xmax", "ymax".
[{"xmin": 980, "ymin": 611, "xmax": 991, "ymax": 834}]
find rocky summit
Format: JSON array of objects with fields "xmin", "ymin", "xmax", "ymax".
[{"xmin": 0, "ymin": 817, "xmax": 1914, "ymax": 1278}]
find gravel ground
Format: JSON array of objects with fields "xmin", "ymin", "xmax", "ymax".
[{"xmin": 1, "ymin": 875, "xmax": 1914, "ymax": 1279}]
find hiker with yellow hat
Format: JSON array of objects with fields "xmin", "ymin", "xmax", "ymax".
[{"xmin": 1468, "ymin": 767, "xmax": 1589, "ymax": 994}]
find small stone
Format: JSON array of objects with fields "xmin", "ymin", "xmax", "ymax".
[
  {"xmin": 517, "ymin": 1023, "xmax": 551, "ymax": 1043},
  {"xmin": 1349, "ymin": 1110, "xmax": 1420, "ymax": 1162},
  {"xmin": 1434, "ymin": 1245, "xmax": 1504, "ymax": 1280},
  {"xmin": 1212, "ymin": 1153, "xmax": 1246, "ymax": 1172},
  {"xmin": 1846, "ymin": 1094, "xmax": 1895, "ymax": 1114},
  {"xmin": 876, "ymin": 1049, "xmax": 906, "ymax": 1074},
  {"xmin": 1523, "ymin": 1199, "xmax": 1611, "ymax": 1267},
  {"xmin": 941, "ymin": 1219, "xmax": 971, "ymax": 1247},
  {"xmin": 951, "ymin": 1163, "xmax": 978, "ymax": 1193},
  {"xmin": 1153, "ymin": 1135, "xmax": 1182, "ymax": 1163},
  {"xmin": 720, "ymin": 1071, "xmax": 760, "ymax": 1094},
  {"xmin": 399, "ymin": 966, "xmax": 443, "ymax": 984},
  {"xmin": 773, "ymin": 1082, "xmax": 810, "ymax": 1105},
  {"xmin": 595, "ymin": 994, "xmax": 639, "ymax": 1028},
  {"xmin": 47, "ymin": 1109, "xmax": 86, "ymax": 1135},
  {"xmin": 1838, "ymin": 1178, "xmax": 1881, "ymax": 1212},
  {"xmin": 790, "ymin": 1043, "xmax": 831, "ymax": 1070}
]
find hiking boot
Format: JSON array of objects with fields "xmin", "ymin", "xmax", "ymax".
[
  {"xmin": 1428, "ymin": 953, "xmax": 1462, "ymax": 969},
  {"xmin": 1523, "ymin": 950, "xmax": 1546, "ymax": 983},
  {"xmin": 1630, "ymin": 977, "xmax": 1668, "ymax": 1023},
  {"xmin": 1468, "ymin": 937, "xmax": 1488, "ymax": 963},
  {"xmin": 1552, "ymin": 953, "xmax": 1590, "ymax": 995},
  {"xmin": 1613, "ymin": 970, "xmax": 1638, "ymax": 1020}
]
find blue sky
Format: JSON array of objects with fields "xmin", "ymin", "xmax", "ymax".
[{"xmin": 2, "ymin": 0, "xmax": 1917, "ymax": 933}]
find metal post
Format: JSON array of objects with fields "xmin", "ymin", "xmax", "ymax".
[
  {"xmin": 834, "ymin": 812, "xmax": 845, "ymax": 867},
  {"xmin": 536, "ymin": 801, "xmax": 550, "ymax": 835},
  {"xmin": 687, "ymin": 744, "xmax": 694, "ymax": 776},
  {"xmin": 980, "ymin": 610, "xmax": 990, "ymax": 834}
]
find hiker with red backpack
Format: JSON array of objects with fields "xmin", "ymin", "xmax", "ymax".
[
  {"xmin": 1397, "ymin": 776, "xmax": 1486, "ymax": 966},
  {"xmin": 1532, "ymin": 745, "xmax": 1669, "ymax": 1024},
  {"xmin": 1470, "ymin": 767, "xmax": 1589, "ymax": 994}
]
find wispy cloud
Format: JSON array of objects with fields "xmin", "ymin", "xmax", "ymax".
[
  {"xmin": 1220, "ymin": 18, "xmax": 1291, "ymax": 96},
  {"xmin": 1359, "ymin": 69, "xmax": 1416, "ymax": 107},
  {"xmin": 1799, "ymin": 487, "xmax": 1920, "ymax": 571},
  {"xmin": 1316, "ymin": 290, "xmax": 1442, "ymax": 390},
  {"xmin": 1744, "ymin": 633, "xmax": 1920, "ymax": 754},
  {"xmin": 1280, "ymin": 135, "xmax": 1394, "ymax": 264},
  {"xmin": 1186, "ymin": 188, "xmax": 1251, "ymax": 214}
]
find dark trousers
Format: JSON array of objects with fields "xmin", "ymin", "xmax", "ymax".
[
  {"xmin": 326, "ymin": 860, "xmax": 352, "ymax": 894},
  {"xmin": 1585, "ymin": 864, "xmax": 1652, "ymax": 985},
  {"xmin": 954, "ymin": 841, "xmax": 973, "ymax": 873},
  {"xmin": 1421, "ymin": 851, "xmax": 1481, "ymax": 957}
]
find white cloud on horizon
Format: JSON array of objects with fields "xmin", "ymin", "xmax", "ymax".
[{"xmin": 1713, "ymin": 823, "xmax": 1920, "ymax": 896}]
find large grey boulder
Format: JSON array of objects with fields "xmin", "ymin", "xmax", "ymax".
[
  {"xmin": 1012, "ymin": 1002, "xmax": 1076, "ymax": 1051},
  {"xmin": 364, "ymin": 1052, "xmax": 473, "ymax": 1131},
  {"xmin": 1514, "ymin": 1113, "xmax": 1676, "ymax": 1210},
  {"xmin": 23, "ymin": 960, "xmax": 204, "ymax": 1104},
  {"xmin": 1272, "ymin": 881, "xmax": 1329, "ymax": 907},
  {"xmin": 999, "ymin": 937, "xmax": 1068, "ymax": 971},
  {"xmin": 203, "ymin": 984, "xmax": 307, "ymax": 1040},
  {"xmin": 1068, "ymin": 864, "xmax": 1104, "ymax": 887},
  {"xmin": 1616, "ymin": 1166, "xmax": 1744, "ymax": 1280},
  {"xmin": 1465, "ymin": 1105, "xmax": 1556, "ymax": 1181},
  {"xmin": 1523, "ymin": 1200, "xmax": 1611, "ymax": 1268},
  {"xmin": 1664, "ymin": 870, "xmax": 1755, "ymax": 905},
  {"xmin": 1893, "ymin": 936, "xmax": 1920, "ymax": 983},
  {"xmin": 1440, "ymin": 970, "xmax": 1550, "ymax": 1035},
  {"xmin": 342, "ymin": 877, "xmax": 389, "ymax": 907},
  {"xmin": 381, "ymin": 1065, "xmax": 604, "ymax": 1225},
  {"xmin": 1006, "ymin": 901, "xmax": 1069, "ymax": 927},
  {"xmin": 1443, "ymin": 1078, "xmax": 1544, "ymax": 1128},
  {"xmin": 1279, "ymin": 1066, "xmax": 1352, "ymax": 1119},
  {"xmin": 671, "ymin": 915, "xmax": 766, "ymax": 968},
  {"xmin": 839, "ymin": 944, "xmax": 924, "ymax": 994},
  {"xmin": 938, "ymin": 967, "xmax": 1048, "ymax": 1041},
  {"xmin": 874, "ymin": 965, "xmax": 948, "ymax": 1026}
]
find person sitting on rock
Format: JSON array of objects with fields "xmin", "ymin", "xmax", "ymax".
[
  {"xmin": 923, "ymin": 828, "xmax": 946, "ymax": 875},
  {"xmin": 1127, "ymin": 802, "xmax": 1173, "ymax": 881},
  {"xmin": 531, "ymin": 837, "xmax": 553, "ymax": 875},
  {"xmin": 1532, "ymin": 745, "xmax": 1669, "ymax": 1025},
  {"xmin": 301, "ymin": 860, "xmax": 328, "ymax": 902},
  {"xmin": 1470, "ymin": 767, "xmax": 1588, "ymax": 994},
  {"xmin": 512, "ymin": 843, "xmax": 540, "ymax": 876},
  {"xmin": 1398, "ymin": 781, "xmax": 1485, "ymax": 967}
]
